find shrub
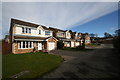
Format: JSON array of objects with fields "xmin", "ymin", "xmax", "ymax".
[
  {"xmin": 113, "ymin": 36, "xmax": 120, "ymax": 53},
  {"xmin": 76, "ymin": 45, "xmax": 84, "ymax": 50},
  {"xmin": 57, "ymin": 40, "xmax": 64, "ymax": 49}
]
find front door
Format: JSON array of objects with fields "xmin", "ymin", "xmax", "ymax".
[{"xmin": 37, "ymin": 42, "xmax": 42, "ymax": 50}]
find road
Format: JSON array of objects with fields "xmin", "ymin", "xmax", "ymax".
[{"xmin": 38, "ymin": 44, "xmax": 119, "ymax": 79}]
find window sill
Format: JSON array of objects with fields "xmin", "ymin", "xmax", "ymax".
[{"xmin": 18, "ymin": 48, "xmax": 33, "ymax": 49}]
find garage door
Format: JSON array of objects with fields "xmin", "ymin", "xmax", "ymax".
[
  {"xmin": 48, "ymin": 42, "xmax": 55, "ymax": 50},
  {"xmin": 76, "ymin": 42, "xmax": 80, "ymax": 46},
  {"xmin": 71, "ymin": 42, "xmax": 74, "ymax": 47}
]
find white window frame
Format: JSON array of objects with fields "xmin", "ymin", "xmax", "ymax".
[
  {"xmin": 18, "ymin": 41, "xmax": 33, "ymax": 49},
  {"xmin": 39, "ymin": 30, "xmax": 41, "ymax": 34},
  {"xmin": 22, "ymin": 27, "xmax": 31, "ymax": 34},
  {"xmin": 45, "ymin": 31, "xmax": 50, "ymax": 36},
  {"xmin": 59, "ymin": 32, "xmax": 63, "ymax": 36}
]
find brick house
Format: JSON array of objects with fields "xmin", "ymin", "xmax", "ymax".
[
  {"xmin": 70, "ymin": 32, "xmax": 82, "ymax": 47},
  {"xmin": 49, "ymin": 27, "xmax": 82, "ymax": 47},
  {"xmin": 84, "ymin": 33, "xmax": 91, "ymax": 44},
  {"xmin": 9, "ymin": 19, "xmax": 58, "ymax": 54},
  {"xmin": 81, "ymin": 33, "xmax": 91, "ymax": 44}
]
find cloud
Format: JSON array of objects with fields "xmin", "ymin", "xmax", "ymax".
[
  {"xmin": 2, "ymin": 2, "xmax": 118, "ymax": 39},
  {"xmin": 110, "ymin": 27, "xmax": 118, "ymax": 30},
  {"xmin": 2, "ymin": 0, "xmax": 120, "ymax": 2}
]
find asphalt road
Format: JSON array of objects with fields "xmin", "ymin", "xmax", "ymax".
[{"xmin": 39, "ymin": 44, "xmax": 119, "ymax": 79}]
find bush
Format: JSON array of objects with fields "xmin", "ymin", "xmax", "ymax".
[
  {"xmin": 57, "ymin": 40, "xmax": 64, "ymax": 49},
  {"xmin": 113, "ymin": 36, "xmax": 120, "ymax": 53},
  {"xmin": 76, "ymin": 45, "xmax": 84, "ymax": 50}
]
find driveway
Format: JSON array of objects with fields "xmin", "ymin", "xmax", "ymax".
[{"xmin": 39, "ymin": 47, "xmax": 119, "ymax": 79}]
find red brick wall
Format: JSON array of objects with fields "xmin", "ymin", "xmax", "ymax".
[
  {"xmin": 2, "ymin": 40, "xmax": 12, "ymax": 54},
  {"xmin": 15, "ymin": 48, "xmax": 33, "ymax": 54}
]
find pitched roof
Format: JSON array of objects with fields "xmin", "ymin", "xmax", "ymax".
[
  {"xmin": 14, "ymin": 35, "xmax": 58, "ymax": 41},
  {"xmin": 14, "ymin": 35, "xmax": 47, "ymax": 40},
  {"xmin": 41, "ymin": 25, "xmax": 50, "ymax": 30},
  {"xmin": 49, "ymin": 27, "xmax": 65, "ymax": 32},
  {"xmin": 11, "ymin": 18, "xmax": 39, "ymax": 28},
  {"xmin": 56, "ymin": 37, "xmax": 75, "ymax": 41},
  {"xmin": 11, "ymin": 18, "xmax": 50, "ymax": 30}
]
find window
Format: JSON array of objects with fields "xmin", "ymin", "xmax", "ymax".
[
  {"xmin": 67, "ymin": 33, "xmax": 70, "ymax": 36},
  {"xmin": 22, "ymin": 27, "xmax": 24, "ymax": 33},
  {"xmin": 77, "ymin": 34, "xmax": 80, "ymax": 37},
  {"xmin": 59, "ymin": 33, "xmax": 63, "ymax": 36},
  {"xmin": 22, "ymin": 27, "xmax": 31, "ymax": 33},
  {"xmin": 26, "ymin": 28, "xmax": 28, "ymax": 33},
  {"xmin": 39, "ymin": 30, "xmax": 41, "ymax": 34},
  {"xmin": 23, "ymin": 41, "xmax": 25, "ymax": 48},
  {"xmin": 18, "ymin": 41, "xmax": 33, "ymax": 49},
  {"xmin": 18, "ymin": 41, "xmax": 21, "ymax": 48},
  {"xmin": 29, "ymin": 28, "xmax": 31, "ymax": 33},
  {"xmin": 45, "ymin": 31, "xmax": 50, "ymax": 36}
]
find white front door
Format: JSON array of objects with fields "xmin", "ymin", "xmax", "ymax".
[
  {"xmin": 37, "ymin": 42, "xmax": 42, "ymax": 50},
  {"xmin": 48, "ymin": 42, "xmax": 55, "ymax": 50}
]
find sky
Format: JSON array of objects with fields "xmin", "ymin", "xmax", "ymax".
[
  {"xmin": 69, "ymin": 10, "xmax": 119, "ymax": 37},
  {"xmin": 1, "ymin": 2, "xmax": 119, "ymax": 39}
]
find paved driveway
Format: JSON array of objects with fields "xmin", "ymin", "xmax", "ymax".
[{"xmin": 39, "ymin": 48, "xmax": 119, "ymax": 79}]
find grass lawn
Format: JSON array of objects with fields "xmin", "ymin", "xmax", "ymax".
[
  {"xmin": 85, "ymin": 43, "xmax": 101, "ymax": 47},
  {"xmin": 2, "ymin": 52, "xmax": 63, "ymax": 78}
]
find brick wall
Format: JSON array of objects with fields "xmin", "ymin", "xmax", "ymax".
[{"xmin": 2, "ymin": 40, "xmax": 12, "ymax": 54}]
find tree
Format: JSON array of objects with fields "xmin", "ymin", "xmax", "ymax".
[
  {"xmin": 113, "ymin": 35, "xmax": 120, "ymax": 53},
  {"xmin": 95, "ymin": 33, "xmax": 98, "ymax": 37},
  {"xmin": 104, "ymin": 32, "xmax": 112, "ymax": 37},
  {"xmin": 89, "ymin": 33, "xmax": 95, "ymax": 37},
  {"xmin": 69, "ymin": 30, "xmax": 72, "ymax": 32},
  {"xmin": 115, "ymin": 29, "xmax": 120, "ymax": 36},
  {"xmin": 57, "ymin": 40, "xmax": 64, "ymax": 49}
]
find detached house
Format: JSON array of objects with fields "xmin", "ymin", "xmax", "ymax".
[
  {"xmin": 3, "ymin": 18, "xmax": 91, "ymax": 54},
  {"xmin": 84, "ymin": 33, "xmax": 91, "ymax": 44},
  {"xmin": 70, "ymin": 32, "xmax": 82, "ymax": 47},
  {"xmin": 9, "ymin": 19, "xmax": 58, "ymax": 54},
  {"xmin": 49, "ymin": 27, "xmax": 82, "ymax": 48},
  {"xmin": 49, "ymin": 27, "xmax": 73, "ymax": 47}
]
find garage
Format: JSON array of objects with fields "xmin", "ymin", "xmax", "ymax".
[
  {"xmin": 76, "ymin": 42, "xmax": 80, "ymax": 46},
  {"xmin": 71, "ymin": 41, "xmax": 74, "ymax": 47},
  {"xmin": 48, "ymin": 42, "xmax": 56, "ymax": 50}
]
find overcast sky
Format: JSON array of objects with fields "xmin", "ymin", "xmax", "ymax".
[{"xmin": 1, "ymin": 2, "xmax": 119, "ymax": 39}]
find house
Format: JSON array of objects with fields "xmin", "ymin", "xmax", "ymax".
[
  {"xmin": 70, "ymin": 32, "xmax": 82, "ymax": 47},
  {"xmin": 49, "ymin": 27, "xmax": 82, "ymax": 47},
  {"xmin": 9, "ymin": 18, "xmax": 58, "ymax": 54},
  {"xmin": 84, "ymin": 33, "xmax": 91, "ymax": 44}
]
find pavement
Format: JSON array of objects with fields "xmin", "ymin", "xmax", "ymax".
[{"xmin": 38, "ymin": 44, "xmax": 119, "ymax": 79}]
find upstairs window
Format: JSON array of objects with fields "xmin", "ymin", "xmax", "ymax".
[
  {"xmin": 77, "ymin": 34, "xmax": 80, "ymax": 37},
  {"xmin": 22, "ymin": 27, "xmax": 24, "ymax": 33},
  {"xmin": 39, "ymin": 30, "xmax": 41, "ymax": 34},
  {"xmin": 22, "ymin": 27, "xmax": 31, "ymax": 33},
  {"xmin": 59, "ymin": 33, "xmax": 63, "ymax": 36},
  {"xmin": 45, "ymin": 31, "xmax": 50, "ymax": 36},
  {"xmin": 29, "ymin": 28, "xmax": 31, "ymax": 33},
  {"xmin": 67, "ymin": 33, "xmax": 70, "ymax": 36}
]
